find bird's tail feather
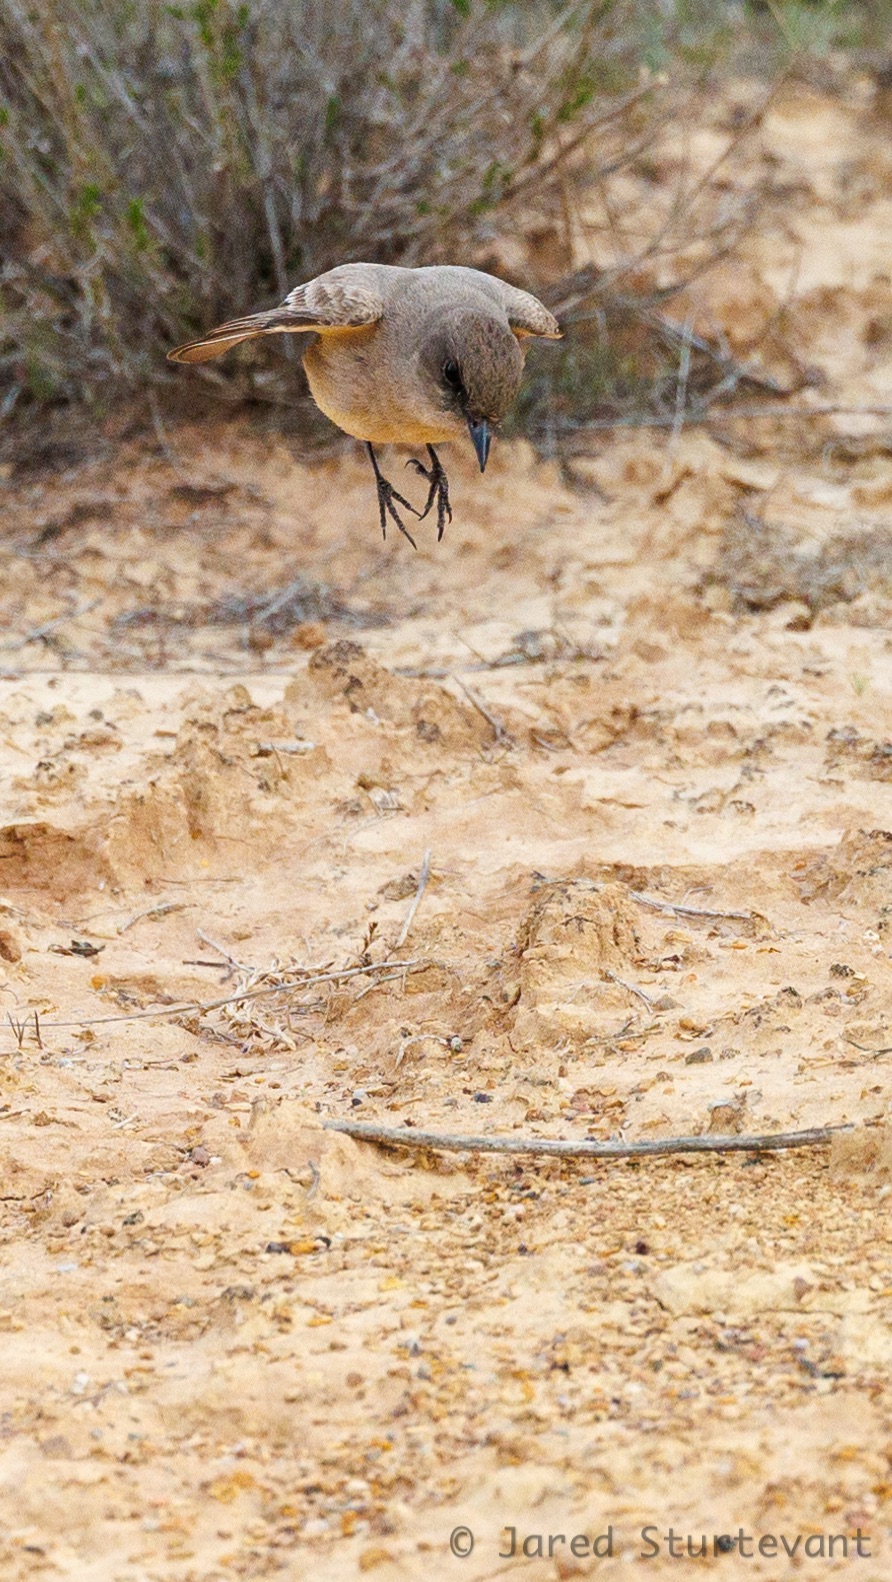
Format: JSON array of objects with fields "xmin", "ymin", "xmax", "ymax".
[{"xmin": 167, "ymin": 310, "xmax": 312, "ymax": 364}]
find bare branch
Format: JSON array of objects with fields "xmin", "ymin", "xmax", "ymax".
[
  {"xmin": 630, "ymin": 891, "xmax": 755, "ymax": 924},
  {"xmin": 394, "ymin": 851, "xmax": 432, "ymax": 951},
  {"xmin": 324, "ymin": 1121, "xmax": 852, "ymax": 1159}
]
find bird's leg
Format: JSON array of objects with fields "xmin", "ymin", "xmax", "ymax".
[
  {"xmin": 365, "ymin": 442, "xmax": 419, "ymax": 548},
  {"xmin": 406, "ymin": 445, "xmax": 453, "ymax": 542}
]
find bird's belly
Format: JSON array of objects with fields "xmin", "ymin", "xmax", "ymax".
[{"xmin": 303, "ymin": 341, "xmax": 457, "ymax": 447}]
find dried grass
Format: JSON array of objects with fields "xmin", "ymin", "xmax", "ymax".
[
  {"xmin": 707, "ymin": 513, "xmax": 892, "ymax": 616},
  {"xmin": 0, "ymin": 0, "xmax": 666, "ymax": 415},
  {"xmin": 1, "ymin": 0, "xmax": 880, "ymax": 453}
]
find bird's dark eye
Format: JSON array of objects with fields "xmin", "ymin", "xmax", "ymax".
[{"xmin": 442, "ymin": 359, "xmax": 461, "ymax": 389}]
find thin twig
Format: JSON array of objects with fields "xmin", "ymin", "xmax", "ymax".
[
  {"xmin": 603, "ymin": 970, "xmax": 654, "ymax": 1008},
  {"xmin": 0, "ymin": 597, "xmax": 101, "ymax": 651},
  {"xmin": 196, "ymin": 928, "xmax": 252, "ymax": 975},
  {"xmin": 585, "ymin": 1017, "xmax": 641, "ymax": 1045},
  {"xmin": 116, "ymin": 901, "xmax": 186, "ymax": 934},
  {"xmin": 325, "ymin": 1121, "xmax": 851, "ymax": 1159},
  {"xmin": 394, "ymin": 653, "xmax": 557, "ymax": 677},
  {"xmin": 395, "ymin": 1032, "xmax": 449, "ymax": 1068},
  {"xmin": 0, "ymin": 959, "xmax": 422, "ymax": 1037},
  {"xmin": 250, "ymin": 576, "xmax": 316, "ymax": 626},
  {"xmin": 351, "ymin": 970, "xmax": 410, "ymax": 1003},
  {"xmin": 6, "ymin": 1013, "xmax": 26, "ymax": 1051},
  {"xmin": 394, "ymin": 850, "xmax": 431, "ymax": 950},
  {"xmin": 845, "ymin": 1039, "xmax": 892, "ymax": 1056},
  {"xmin": 630, "ymin": 891, "xmax": 754, "ymax": 923},
  {"xmin": 450, "ymin": 674, "xmax": 512, "ymax": 744},
  {"xmin": 147, "ymin": 390, "xmax": 185, "ymax": 474},
  {"xmin": 255, "ymin": 739, "xmax": 316, "ymax": 755},
  {"xmin": 668, "ymin": 312, "xmax": 693, "ymax": 451}
]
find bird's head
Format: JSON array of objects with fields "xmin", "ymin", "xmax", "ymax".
[{"xmin": 421, "ymin": 310, "xmax": 525, "ymax": 471}]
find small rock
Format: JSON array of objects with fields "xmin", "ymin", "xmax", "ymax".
[
  {"xmin": 0, "ymin": 926, "xmax": 23, "ymax": 963},
  {"xmin": 359, "ymin": 1545, "xmax": 395, "ymax": 1571},
  {"xmin": 685, "ymin": 1046, "xmax": 713, "ymax": 1065}
]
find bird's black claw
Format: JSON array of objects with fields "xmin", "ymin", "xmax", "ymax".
[
  {"xmin": 366, "ymin": 441, "xmax": 420, "ymax": 549},
  {"xmin": 375, "ymin": 477, "xmax": 420, "ymax": 549},
  {"xmin": 406, "ymin": 447, "xmax": 453, "ymax": 542}
]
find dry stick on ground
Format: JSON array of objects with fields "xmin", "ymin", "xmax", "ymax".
[
  {"xmin": 630, "ymin": 890, "xmax": 753, "ymax": 923},
  {"xmin": 196, "ymin": 928, "xmax": 252, "ymax": 976},
  {"xmin": 116, "ymin": 901, "xmax": 186, "ymax": 935},
  {"xmin": 325, "ymin": 1121, "xmax": 851, "ymax": 1159},
  {"xmin": 0, "ymin": 959, "xmax": 423, "ymax": 1041},
  {"xmin": 394, "ymin": 850, "xmax": 431, "ymax": 950},
  {"xmin": 846, "ymin": 1038, "xmax": 892, "ymax": 1056},
  {"xmin": 586, "ymin": 1017, "xmax": 645, "ymax": 1045},
  {"xmin": 603, "ymin": 969, "xmax": 654, "ymax": 1008},
  {"xmin": 450, "ymin": 674, "xmax": 512, "ymax": 744},
  {"xmin": 352, "ymin": 969, "xmax": 412, "ymax": 1004}
]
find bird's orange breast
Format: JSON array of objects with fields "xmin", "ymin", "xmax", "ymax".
[{"xmin": 303, "ymin": 334, "xmax": 458, "ymax": 447}]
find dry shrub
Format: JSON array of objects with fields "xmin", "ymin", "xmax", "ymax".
[
  {"xmin": 706, "ymin": 513, "xmax": 892, "ymax": 615},
  {"xmin": 1, "ymin": 0, "xmax": 876, "ymax": 453},
  {"xmin": 0, "ymin": 0, "xmax": 671, "ymax": 415},
  {"xmin": 510, "ymin": 274, "xmax": 781, "ymax": 450}
]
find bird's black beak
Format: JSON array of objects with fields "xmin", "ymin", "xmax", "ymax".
[{"xmin": 467, "ymin": 417, "xmax": 491, "ymax": 473}]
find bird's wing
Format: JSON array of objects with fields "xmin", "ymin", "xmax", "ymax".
[
  {"xmin": 498, "ymin": 282, "xmax": 562, "ymax": 340},
  {"xmin": 167, "ymin": 266, "xmax": 385, "ymax": 364}
]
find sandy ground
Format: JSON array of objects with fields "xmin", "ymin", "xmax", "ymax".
[{"xmin": 0, "ymin": 78, "xmax": 892, "ymax": 1581}]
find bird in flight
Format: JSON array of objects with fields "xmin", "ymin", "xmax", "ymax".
[{"xmin": 168, "ymin": 263, "xmax": 561, "ymax": 546}]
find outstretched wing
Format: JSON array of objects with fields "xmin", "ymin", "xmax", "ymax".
[
  {"xmin": 499, "ymin": 282, "xmax": 562, "ymax": 340},
  {"xmin": 168, "ymin": 266, "xmax": 385, "ymax": 364}
]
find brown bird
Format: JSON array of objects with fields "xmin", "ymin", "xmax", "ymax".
[{"xmin": 168, "ymin": 263, "xmax": 561, "ymax": 546}]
